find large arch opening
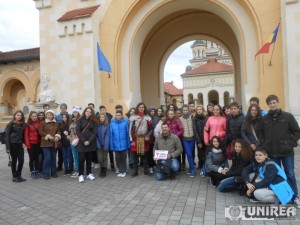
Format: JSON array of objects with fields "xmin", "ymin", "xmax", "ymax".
[{"xmin": 116, "ymin": 0, "xmax": 259, "ymax": 109}]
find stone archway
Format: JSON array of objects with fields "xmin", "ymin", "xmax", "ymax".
[
  {"xmin": 99, "ymin": 0, "xmax": 284, "ymax": 112},
  {"xmin": 208, "ymin": 90, "xmax": 219, "ymax": 105}
]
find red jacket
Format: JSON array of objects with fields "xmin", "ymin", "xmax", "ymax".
[
  {"xmin": 166, "ymin": 119, "xmax": 184, "ymax": 139},
  {"xmin": 24, "ymin": 121, "xmax": 41, "ymax": 149}
]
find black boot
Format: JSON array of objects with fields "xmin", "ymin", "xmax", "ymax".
[
  {"xmin": 99, "ymin": 167, "xmax": 104, "ymax": 177},
  {"xmin": 17, "ymin": 176, "xmax": 27, "ymax": 182},
  {"xmin": 131, "ymin": 170, "xmax": 138, "ymax": 177},
  {"xmin": 111, "ymin": 163, "xmax": 115, "ymax": 171},
  {"xmin": 144, "ymin": 166, "xmax": 150, "ymax": 176},
  {"xmin": 102, "ymin": 167, "xmax": 107, "ymax": 178}
]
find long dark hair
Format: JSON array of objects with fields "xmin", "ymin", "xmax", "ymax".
[
  {"xmin": 135, "ymin": 102, "xmax": 147, "ymax": 115},
  {"xmin": 27, "ymin": 111, "xmax": 38, "ymax": 125},
  {"xmin": 60, "ymin": 112, "xmax": 70, "ymax": 128},
  {"xmin": 79, "ymin": 107, "xmax": 98, "ymax": 124},
  {"xmin": 125, "ymin": 107, "xmax": 135, "ymax": 118},
  {"xmin": 12, "ymin": 110, "xmax": 25, "ymax": 129},
  {"xmin": 231, "ymin": 139, "xmax": 253, "ymax": 161},
  {"xmin": 208, "ymin": 136, "xmax": 226, "ymax": 158},
  {"xmin": 244, "ymin": 104, "xmax": 262, "ymax": 131}
]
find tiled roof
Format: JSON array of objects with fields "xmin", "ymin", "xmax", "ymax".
[
  {"xmin": 0, "ymin": 48, "xmax": 40, "ymax": 64},
  {"xmin": 181, "ymin": 58, "xmax": 233, "ymax": 76},
  {"xmin": 57, "ymin": 5, "xmax": 100, "ymax": 22},
  {"xmin": 164, "ymin": 82, "xmax": 183, "ymax": 96}
]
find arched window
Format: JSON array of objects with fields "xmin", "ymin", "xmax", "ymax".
[
  {"xmin": 197, "ymin": 93, "xmax": 203, "ymax": 105},
  {"xmin": 188, "ymin": 93, "xmax": 193, "ymax": 103},
  {"xmin": 208, "ymin": 90, "xmax": 219, "ymax": 105},
  {"xmin": 224, "ymin": 91, "xmax": 230, "ymax": 106}
]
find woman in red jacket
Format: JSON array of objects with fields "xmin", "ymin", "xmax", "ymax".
[{"xmin": 24, "ymin": 111, "xmax": 41, "ymax": 179}]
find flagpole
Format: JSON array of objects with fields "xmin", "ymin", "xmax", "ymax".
[{"xmin": 268, "ymin": 41, "xmax": 277, "ymax": 66}]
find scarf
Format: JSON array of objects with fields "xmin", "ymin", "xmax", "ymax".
[{"xmin": 268, "ymin": 109, "xmax": 281, "ymax": 120}]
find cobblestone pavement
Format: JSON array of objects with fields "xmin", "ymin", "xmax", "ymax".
[{"xmin": 0, "ymin": 144, "xmax": 299, "ymax": 225}]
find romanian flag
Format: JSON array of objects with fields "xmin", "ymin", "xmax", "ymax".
[{"xmin": 255, "ymin": 23, "xmax": 280, "ymax": 58}]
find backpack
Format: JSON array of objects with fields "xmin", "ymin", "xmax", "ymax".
[{"xmin": 0, "ymin": 131, "xmax": 5, "ymax": 144}]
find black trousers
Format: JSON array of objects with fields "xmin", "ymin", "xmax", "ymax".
[
  {"xmin": 115, "ymin": 151, "xmax": 127, "ymax": 173},
  {"xmin": 109, "ymin": 150, "xmax": 114, "ymax": 166},
  {"xmin": 27, "ymin": 143, "xmax": 40, "ymax": 172},
  {"xmin": 133, "ymin": 151, "xmax": 148, "ymax": 172},
  {"xmin": 10, "ymin": 143, "xmax": 24, "ymax": 178},
  {"xmin": 57, "ymin": 149, "xmax": 63, "ymax": 168},
  {"xmin": 78, "ymin": 151, "xmax": 93, "ymax": 176},
  {"xmin": 207, "ymin": 171, "xmax": 227, "ymax": 183},
  {"xmin": 196, "ymin": 143, "xmax": 206, "ymax": 169},
  {"xmin": 148, "ymin": 143, "xmax": 155, "ymax": 168}
]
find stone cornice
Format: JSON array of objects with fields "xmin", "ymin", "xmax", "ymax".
[{"xmin": 33, "ymin": 0, "xmax": 52, "ymax": 9}]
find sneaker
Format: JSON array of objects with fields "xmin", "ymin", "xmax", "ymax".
[
  {"xmin": 12, "ymin": 177, "xmax": 21, "ymax": 182},
  {"xmin": 186, "ymin": 171, "xmax": 191, "ymax": 175},
  {"xmin": 119, "ymin": 172, "xmax": 126, "ymax": 178},
  {"xmin": 78, "ymin": 175, "xmax": 84, "ymax": 183},
  {"xmin": 210, "ymin": 178, "xmax": 216, "ymax": 187},
  {"xmin": 190, "ymin": 171, "xmax": 195, "ymax": 178},
  {"xmin": 94, "ymin": 163, "xmax": 100, "ymax": 169},
  {"xmin": 86, "ymin": 173, "xmax": 95, "ymax": 180},
  {"xmin": 35, "ymin": 171, "xmax": 41, "ymax": 178},
  {"xmin": 117, "ymin": 173, "xmax": 122, "ymax": 177},
  {"xmin": 199, "ymin": 171, "xmax": 205, "ymax": 177},
  {"xmin": 115, "ymin": 169, "xmax": 120, "ymax": 174},
  {"xmin": 249, "ymin": 198, "xmax": 260, "ymax": 203},
  {"xmin": 31, "ymin": 171, "xmax": 37, "ymax": 179},
  {"xmin": 149, "ymin": 167, "xmax": 154, "ymax": 174},
  {"xmin": 71, "ymin": 172, "xmax": 79, "ymax": 178},
  {"xmin": 294, "ymin": 196, "xmax": 300, "ymax": 209}
]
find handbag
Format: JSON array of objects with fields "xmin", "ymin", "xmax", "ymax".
[
  {"xmin": 71, "ymin": 135, "xmax": 79, "ymax": 147},
  {"xmin": 72, "ymin": 121, "xmax": 90, "ymax": 146},
  {"xmin": 156, "ymin": 159, "xmax": 172, "ymax": 175}
]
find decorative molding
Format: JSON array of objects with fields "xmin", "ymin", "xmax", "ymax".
[
  {"xmin": 34, "ymin": 0, "xmax": 52, "ymax": 9},
  {"xmin": 286, "ymin": 0, "xmax": 298, "ymax": 4},
  {"xmin": 58, "ymin": 18, "xmax": 93, "ymax": 37}
]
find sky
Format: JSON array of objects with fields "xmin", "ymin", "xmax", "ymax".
[{"xmin": 0, "ymin": 0, "xmax": 192, "ymax": 89}]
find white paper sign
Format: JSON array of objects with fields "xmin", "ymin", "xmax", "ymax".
[{"xmin": 154, "ymin": 150, "xmax": 169, "ymax": 160}]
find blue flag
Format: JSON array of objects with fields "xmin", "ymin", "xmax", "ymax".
[{"xmin": 97, "ymin": 42, "xmax": 112, "ymax": 73}]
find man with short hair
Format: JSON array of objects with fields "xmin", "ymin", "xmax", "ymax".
[
  {"xmin": 262, "ymin": 94, "xmax": 300, "ymax": 208},
  {"xmin": 43, "ymin": 104, "xmax": 50, "ymax": 112},
  {"xmin": 188, "ymin": 101, "xmax": 196, "ymax": 118},
  {"xmin": 153, "ymin": 123, "xmax": 183, "ymax": 181}
]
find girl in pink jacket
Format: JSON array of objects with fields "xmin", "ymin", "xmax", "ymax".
[
  {"xmin": 166, "ymin": 110, "xmax": 184, "ymax": 139},
  {"xmin": 204, "ymin": 105, "xmax": 227, "ymax": 145}
]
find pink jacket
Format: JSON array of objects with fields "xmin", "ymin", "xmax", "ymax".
[
  {"xmin": 204, "ymin": 116, "xmax": 227, "ymax": 145},
  {"xmin": 166, "ymin": 119, "xmax": 184, "ymax": 139}
]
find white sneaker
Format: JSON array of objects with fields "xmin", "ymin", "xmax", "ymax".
[
  {"xmin": 87, "ymin": 173, "xmax": 95, "ymax": 180},
  {"xmin": 71, "ymin": 172, "xmax": 79, "ymax": 178},
  {"xmin": 117, "ymin": 173, "xmax": 122, "ymax": 177},
  {"xmin": 294, "ymin": 196, "xmax": 300, "ymax": 209},
  {"xmin": 78, "ymin": 175, "xmax": 84, "ymax": 183},
  {"xmin": 115, "ymin": 169, "xmax": 120, "ymax": 174},
  {"xmin": 94, "ymin": 163, "xmax": 100, "ymax": 169},
  {"xmin": 119, "ymin": 172, "xmax": 126, "ymax": 178},
  {"xmin": 149, "ymin": 168, "xmax": 153, "ymax": 174}
]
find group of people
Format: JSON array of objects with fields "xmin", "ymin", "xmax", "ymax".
[{"xmin": 4, "ymin": 94, "xmax": 300, "ymax": 208}]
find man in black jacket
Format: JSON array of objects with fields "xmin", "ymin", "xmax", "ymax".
[{"xmin": 262, "ymin": 95, "xmax": 300, "ymax": 208}]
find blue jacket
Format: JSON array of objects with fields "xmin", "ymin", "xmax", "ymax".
[
  {"xmin": 55, "ymin": 113, "xmax": 72, "ymax": 123},
  {"xmin": 96, "ymin": 123, "xmax": 110, "ymax": 150},
  {"xmin": 110, "ymin": 118, "xmax": 130, "ymax": 151}
]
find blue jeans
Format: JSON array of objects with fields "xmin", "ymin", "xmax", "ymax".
[
  {"xmin": 270, "ymin": 156, "xmax": 298, "ymax": 195},
  {"xmin": 182, "ymin": 139, "xmax": 195, "ymax": 172},
  {"xmin": 43, "ymin": 147, "xmax": 57, "ymax": 177},
  {"xmin": 156, "ymin": 159, "xmax": 180, "ymax": 181},
  {"xmin": 70, "ymin": 145, "xmax": 79, "ymax": 171},
  {"xmin": 218, "ymin": 176, "xmax": 240, "ymax": 192},
  {"xmin": 62, "ymin": 145, "xmax": 73, "ymax": 172}
]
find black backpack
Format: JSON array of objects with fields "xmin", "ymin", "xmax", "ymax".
[{"xmin": 0, "ymin": 131, "xmax": 5, "ymax": 144}]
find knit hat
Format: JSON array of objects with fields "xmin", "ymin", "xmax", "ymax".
[
  {"xmin": 72, "ymin": 106, "xmax": 81, "ymax": 113},
  {"xmin": 45, "ymin": 110, "xmax": 55, "ymax": 116}
]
